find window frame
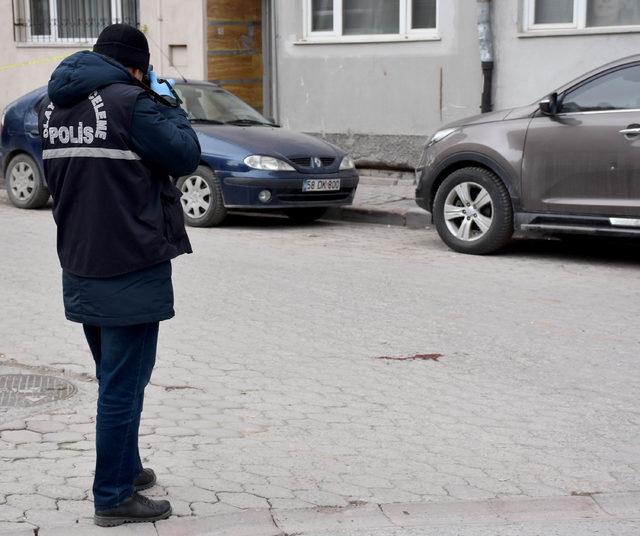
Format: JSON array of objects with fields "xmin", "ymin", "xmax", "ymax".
[
  {"xmin": 557, "ymin": 62, "xmax": 640, "ymax": 115},
  {"xmin": 24, "ymin": 0, "xmax": 131, "ymax": 44},
  {"xmin": 524, "ymin": 0, "xmax": 640, "ymax": 33},
  {"xmin": 302, "ymin": 0, "xmax": 439, "ymax": 44}
]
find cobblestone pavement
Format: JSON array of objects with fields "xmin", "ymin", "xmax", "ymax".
[
  {"xmin": 1, "ymin": 188, "xmax": 640, "ymax": 533},
  {"xmin": 353, "ymin": 176, "xmax": 417, "ymax": 211},
  {"xmin": 328, "ymin": 176, "xmax": 428, "ymax": 228}
]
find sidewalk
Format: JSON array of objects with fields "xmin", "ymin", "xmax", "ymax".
[
  {"xmin": 325, "ymin": 174, "xmax": 430, "ymax": 229},
  {"xmin": 4, "ymin": 492, "xmax": 639, "ymax": 535}
]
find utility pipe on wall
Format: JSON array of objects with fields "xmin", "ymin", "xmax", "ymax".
[{"xmin": 476, "ymin": 0, "xmax": 494, "ymax": 113}]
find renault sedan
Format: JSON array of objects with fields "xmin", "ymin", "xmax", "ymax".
[{"xmin": 1, "ymin": 81, "xmax": 359, "ymax": 226}]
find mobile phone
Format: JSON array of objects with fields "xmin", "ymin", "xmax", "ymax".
[{"xmin": 142, "ymin": 64, "xmax": 153, "ymax": 86}]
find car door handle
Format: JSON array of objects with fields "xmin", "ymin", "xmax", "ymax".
[
  {"xmin": 620, "ymin": 127, "xmax": 640, "ymax": 136},
  {"xmin": 27, "ymin": 128, "xmax": 39, "ymax": 137}
]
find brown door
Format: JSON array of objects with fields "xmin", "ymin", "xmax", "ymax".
[
  {"xmin": 522, "ymin": 64, "xmax": 640, "ymax": 217},
  {"xmin": 207, "ymin": 0, "xmax": 263, "ymax": 112}
]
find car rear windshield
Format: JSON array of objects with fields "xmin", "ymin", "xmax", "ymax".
[{"xmin": 173, "ymin": 84, "xmax": 269, "ymax": 125}]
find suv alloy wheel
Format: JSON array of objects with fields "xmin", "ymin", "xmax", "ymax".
[{"xmin": 433, "ymin": 167, "xmax": 513, "ymax": 254}]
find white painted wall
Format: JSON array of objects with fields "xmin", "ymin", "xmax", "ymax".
[
  {"xmin": 273, "ymin": 0, "xmax": 640, "ymax": 137},
  {"xmin": 492, "ymin": 0, "xmax": 640, "ymax": 110},
  {"xmin": 0, "ymin": 0, "xmax": 84, "ymax": 111},
  {"xmin": 138, "ymin": 0, "xmax": 206, "ymax": 82},
  {"xmin": 0, "ymin": 0, "xmax": 206, "ymax": 112},
  {"xmin": 272, "ymin": 0, "xmax": 483, "ymax": 137}
]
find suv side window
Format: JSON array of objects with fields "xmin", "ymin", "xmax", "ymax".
[{"xmin": 562, "ymin": 65, "xmax": 640, "ymax": 113}]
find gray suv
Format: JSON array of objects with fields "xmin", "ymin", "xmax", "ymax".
[{"xmin": 416, "ymin": 55, "xmax": 640, "ymax": 254}]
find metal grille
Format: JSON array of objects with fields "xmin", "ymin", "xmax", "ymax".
[
  {"xmin": 12, "ymin": 0, "xmax": 139, "ymax": 43},
  {"xmin": 289, "ymin": 156, "xmax": 337, "ymax": 168},
  {"xmin": 290, "ymin": 157, "xmax": 312, "ymax": 167},
  {"xmin": 0, "ymin": 374, "xmax": 77, "ymax": 407}
]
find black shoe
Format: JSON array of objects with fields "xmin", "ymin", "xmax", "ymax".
[
  {"xmin": 94, "ymin": 492, "xmax": 171, "ymax": 527},
  {"xmin": 134, "ymin": 467, "xmax": 157, "ymax": 491}
]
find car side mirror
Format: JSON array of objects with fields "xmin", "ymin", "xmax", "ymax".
[{"xmin": 539, "ymin": 92, "xmax": 559, "ymax": 116}]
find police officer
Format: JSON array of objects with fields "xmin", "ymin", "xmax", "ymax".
[{"xmin": 40, "ymin": 24, "xmax": 201, "ymax": 527}]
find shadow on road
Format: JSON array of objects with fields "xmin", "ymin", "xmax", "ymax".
[
  {"xmin": 499, "ymin": 235, "xmax": 640, "ymax": 266},
  {"xmin": 222, "ymin": 211, "xmax": 337, "ymax": 229}
]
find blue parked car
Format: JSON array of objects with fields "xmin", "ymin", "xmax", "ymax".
[{"xmin": 1, "ymin": 81, "xmax": 359, "ymax": 225}]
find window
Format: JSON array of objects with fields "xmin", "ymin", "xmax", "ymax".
[
  {"xmin": 562, "ymin": 65, "xmax": 640, "ymax": 112},
  {"xmin": 526, "ymin": 0, "xmax": 640, "ymax": 31},
  {"xmin": 14, "ymin": 0, "xmax": 139, "ymax": 43},
  {"xmin": 304, "ymin": 0, "xmax": 438, "ymax": 42}
]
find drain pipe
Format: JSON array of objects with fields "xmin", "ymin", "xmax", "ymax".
[{"xmin": 477, "ymin": 0, "xmax": 494, "ymax": 113}]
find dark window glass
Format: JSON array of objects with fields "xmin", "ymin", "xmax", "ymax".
[
  {"xmin": 173, "ymin": 84, "xmax": 268, "ymax": 123},
  {"xmin": 121, "ymin": 0, "xmax": 139, "ymax": 25},
  {"xmin": 29, "ymin": 0, "xmax": 51, "ymax": 36},
  {"xmin": 534, "ymin": 0, "xmax": 574, "ymax": 24},
  {"xmin": 412, "ymin": 0, "xmax": 436, "ymax": 29},
  {"xmin": 312, "ymin": 0, "xmax": 333, "ymax": 31},
  {"xmin": 562, "ymin": 65, "xmax": 640, "ymax": 112},
  {"xmin": 57, "ymin": 0, "xmax": 112, "ymax": 39},
  {"xmin": 343, "ymin": 0, "xmax": 400, "ymax": 35},
  {"xmin": 587, "ymin": 0, "xmax": 640, "ymax": 27}
]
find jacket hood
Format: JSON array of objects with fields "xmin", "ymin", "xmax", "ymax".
[{"xmin": 48, "ymin": 50, "xmax": 135, "ymax": 107}]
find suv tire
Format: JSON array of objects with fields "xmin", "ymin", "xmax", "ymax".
[
  {"xmin": 176, "ymin": 166, "xmax": 227, "ymax": 227},
  {"xmin": 5, "ymin": 154, "xmax": 50, "ymax": 209},
  {"xmin": 433, "ymin": 167, "xmax": 513, "ymax": 254}
]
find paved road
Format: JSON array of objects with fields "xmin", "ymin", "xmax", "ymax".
[{"xmin": 1, "ymin": 189, "xmax": 639, "ymax": 533}]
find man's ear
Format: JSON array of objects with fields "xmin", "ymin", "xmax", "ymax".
[{"xmin": 127, "ymin": 67, "xmax": 144, "ymax": 81}]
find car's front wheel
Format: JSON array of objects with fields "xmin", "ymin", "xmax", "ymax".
[
  {"xmin": 433, "ymin": 167, "xmax": 513, "ymax": 254},
  {"xmin": 176, "ymin": 166, "xmax": 227, "ymax": 227},
  {"xmin": 5, "ymin": 154, "xmax": 50, "ymax": 209}
]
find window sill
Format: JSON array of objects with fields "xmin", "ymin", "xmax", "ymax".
[
  {"xmin": 518, "ymin": 26, "xmax": 640, "ymax": 38},
  {"xmin": 295, "ymin": 34, "xmax": 440, "ymax": 45},
  {"xmin": 16, "ymin": 41, "xmax": 96, "ymax": 48}
]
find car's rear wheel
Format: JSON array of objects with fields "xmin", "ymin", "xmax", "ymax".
[
  {"xmin": 433, "ymin": 167, "xmax": 513, "ymax": 254},
  {"xmin": 5, "ymin": 154, "xmax": 50, "ymax": 209},
  {"xmin": 285, "ymin": 207, "xmax": 328, "ymax": 224},
  {"xmin": 176, "ymin": 166, "xmax": 227, "ymax": 227}
]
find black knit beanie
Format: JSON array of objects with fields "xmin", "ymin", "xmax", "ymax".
[{"xmin": 93, "ymin": 24, "xmax": 150, "ymax": 73}]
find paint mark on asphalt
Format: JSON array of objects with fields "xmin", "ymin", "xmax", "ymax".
[{"xmin": 375, "ymin": 353, "xmax": 442, "ymax": 362}]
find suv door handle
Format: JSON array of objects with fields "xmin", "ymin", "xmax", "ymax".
[{"xmin": 620, "ymin": 125, "xmax": 640, "ymax": 136}]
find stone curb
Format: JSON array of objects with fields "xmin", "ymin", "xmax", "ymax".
[
  {"xmin": 325, "ymin": 206, "xmax": 430, "ymax": 229},
  {"xmin": 7, "ymin": 492, "xmax": 639, "ymax": 536}
]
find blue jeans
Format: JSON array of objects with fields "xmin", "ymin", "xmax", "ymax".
[{"xmin": 83, "ymin": 322, "xmax": 159, "ymax": 509}]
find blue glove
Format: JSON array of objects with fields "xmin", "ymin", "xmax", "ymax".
[{"xmin": 149, "ymin": 70, "xmax": 176, "ymax": 98}]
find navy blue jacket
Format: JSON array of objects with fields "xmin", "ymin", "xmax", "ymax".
[{"xmin": 42, "ymin": 51, "xmax": 200, "ymax": 326}]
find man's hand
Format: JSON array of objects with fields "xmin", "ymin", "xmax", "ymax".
[{"xmin": 148, "ymin": 71, "xmax": 176, "ymax": 98}]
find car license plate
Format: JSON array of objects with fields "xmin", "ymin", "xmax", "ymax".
[
  {"xmin": 302, "ymin": 179, "xmax": 340, "ymax": 192},
  {"xmin": 303, "ymin": 179, "xmax": 341, "ymax": 192}
]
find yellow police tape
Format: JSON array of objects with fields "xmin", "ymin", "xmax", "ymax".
[{"xmin": 0, "ymin": 53, "xmax": 71, "ymax": 73}]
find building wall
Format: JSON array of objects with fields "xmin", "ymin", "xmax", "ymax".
[
  {"xmin": 272, "ymin": 0, "xmax": 640, "ymax": 169},
  {"xmin": 271, "ymin": 0, "xmax": 484, "ymax": 169},
  {"xmin": 139, "ymin": 0, "xmax": 206, "ymax": 83},
  {"xmin": 0, "ymin": 0, "xmax": 206, "ymax": 113},
  {"xmin": 492, "ymin": 0, "xmax": 640, "ymax": 110},
  {"xmin": 0, "ymin": 0, "xmax": 82, "ymax": 111}
]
